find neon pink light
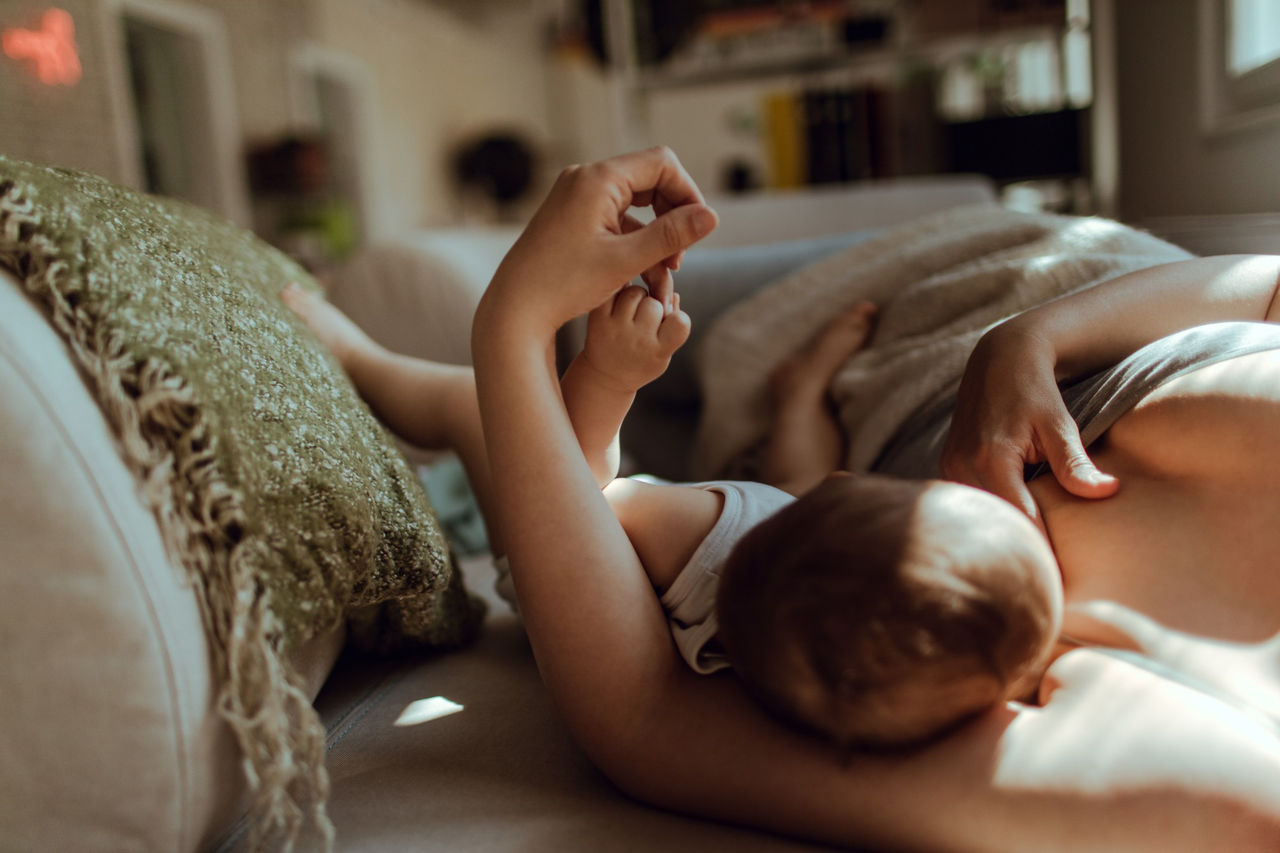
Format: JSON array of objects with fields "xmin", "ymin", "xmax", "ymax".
[{"xmin": 3, "ymin": 8, "xmax": 82, "ymax": 86}]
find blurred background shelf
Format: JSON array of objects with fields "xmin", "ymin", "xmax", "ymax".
[{"xmin": 583, "ymin": 0, "xmax": 1095, "ymax": 212}]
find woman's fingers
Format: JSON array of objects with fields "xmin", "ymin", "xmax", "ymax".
[
  {"xmin": 491, "ymin": 148, "xmax": 713, "ymax": 332},
  {"xmin": 612, "ymin": 145, "xmax": 706, "ymax": 211},
  {"xmin": 605, "ymin": 146, "xmax": 711, "ymax": 272},
  {"xmin": 983, "ymin": 452, "xmax": 1044, "ymax": 532},
  {"xmin": 621, "ymin": 207, "xmax": 698, "ymax": 313},
  {"xmin": 943, "ymin": 321, "xmax": 1118, "ymax": 525}
]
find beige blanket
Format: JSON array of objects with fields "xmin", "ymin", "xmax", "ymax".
[{"xmin": 692, "ymin": 204, "xmax": 1192, "ymax": 480}]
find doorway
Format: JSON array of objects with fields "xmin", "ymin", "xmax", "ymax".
[{"xmin": 105, "ymin": 0, "xmax": 248, "ymax": 224}]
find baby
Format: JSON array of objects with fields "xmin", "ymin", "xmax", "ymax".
[
  {"xmin": 285, "ymin": 258, "xmax": 1060, "ymax": 751},
  {"xmin": 717, "ymin": 472, "xmax": 1061, "ymax": 747},
  {"xmin": 562, "ymin": 286, "xmax": 1062, "ymax": 748}
]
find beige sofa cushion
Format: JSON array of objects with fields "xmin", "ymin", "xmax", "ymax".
[
  {"xmin": 325, "ymin": 226, "xmax": 521, "ymax": 368},
  {"xmin": 243, "ymin": 556, "xmax": 829, "ymax": 853},
  {"xmin": 0, "ymin": 267, "xmax": 296, "ymax": 849}
]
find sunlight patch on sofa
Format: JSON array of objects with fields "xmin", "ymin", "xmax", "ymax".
[{"xmin": 395, "ymin": 696, "xmax": 464, "ymax": 727}]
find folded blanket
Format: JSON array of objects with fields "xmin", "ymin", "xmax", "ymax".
[{"xmin": 693, "ymin": 204, "xmax": 1193, "ymax": 480}]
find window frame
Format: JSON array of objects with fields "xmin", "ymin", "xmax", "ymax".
[
  {"xmin": 96, "ymin": 0, "xmax": 250, "ymax": 225},
  {"xmin": 1200, "ymin": 0, "xmax": 1280, "ymax": 135}
]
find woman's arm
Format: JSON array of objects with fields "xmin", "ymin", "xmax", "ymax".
[
  {"xmin": 472, "ymin": 148, "xmax": 717, "ymax": 757},
  {"xmin": 942, "ymin": 254, "xmax": 1280, "ymax": 521},
  {"xmin": 1004, "ymin": 254, "xmax": 1280, "ymax": 378},
  {"xmin": 601, "ymin": 645, "xmax": 1280, "ymax": 852}
]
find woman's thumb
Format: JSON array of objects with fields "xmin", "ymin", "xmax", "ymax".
[
  {"xmin": 1045, "ymin": 425, "xmax": 1118, "ymax": 499},
  {"xmin": 623, "ymin": 203, "xmax": 718, "ymax": 271}
]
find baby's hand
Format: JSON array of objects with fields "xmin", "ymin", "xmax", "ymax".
[{"xmin": 581, "ymin": 285, "xmax": 691, "ymax": 393}]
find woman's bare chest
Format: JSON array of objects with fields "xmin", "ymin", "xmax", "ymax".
[{"xmin": 1035, "ymin": 351, "xmax": 1280, "ymax": 645}]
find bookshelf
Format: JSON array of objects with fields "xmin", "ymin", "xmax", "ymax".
[{"xmin": 597, "ymin": 0, "xmax": 1095, "ymax": 212}]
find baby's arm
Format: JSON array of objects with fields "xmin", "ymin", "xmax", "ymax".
[{"xmin": 562, "ymin": 286, "xmax": 690, "ymax": 487}]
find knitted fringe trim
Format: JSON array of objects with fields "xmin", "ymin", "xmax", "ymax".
[{"xmin": 0, "ymin": 182, "xmax": 333, "ymax": 852}]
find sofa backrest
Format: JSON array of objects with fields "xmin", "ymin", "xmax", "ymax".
[
  {"xmin": 0, "ymin": 266, "xmax": 342, "ymax": 851},
  {"xmin": 696, "ymin": 175, "xmax": 996, "ymax": 248}
]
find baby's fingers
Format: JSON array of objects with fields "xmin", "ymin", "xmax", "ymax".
[
  {"xmin": 657, "ymin": 305, "xmax": 692, "ymax": 354},
  {"xmin": 633, "ymin": 291, "xmax": 665, "ymax": 330},
  {"xmin": 642, "ymin": 264, "xmax": 674, "ymax": 313},
  {"xmin": 611, "ymin": 284, "xmax": 649, "ymax": 318}
]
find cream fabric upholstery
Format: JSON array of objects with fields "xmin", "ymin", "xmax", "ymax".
[
  {"xmin": 0, "ymin": 268, "xmax": 341, "ymax": 852},
  {"xmin": 216, "ymin": 557, "xmax": 828, "ymax": 852},
  {"xmin": 325, "ymin": 227, "xmax": 522, "ymax": 367},
  {"xmin": 696, "ymin": 175, "xmax": 995, "ymax": 248}
]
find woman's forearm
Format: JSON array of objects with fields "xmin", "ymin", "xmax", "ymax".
[
  {"xmin": 1000, "ymin": 254, "xmax": 1280, "ymax": 379},
  {"xmin": 471, "ymin": 292, "xmax": 678, "ymax": 745},
  {"xmin": 944, "ymin": 254, "xmax": 1280, "ymax": 511}
]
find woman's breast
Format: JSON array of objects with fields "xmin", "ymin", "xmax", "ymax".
[{"xmin": 1033, "ymin": 349, "xmax": 1280, "ymax": 646}]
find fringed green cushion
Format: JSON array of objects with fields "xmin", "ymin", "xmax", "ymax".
[{"xmin": 0, "ymin": 156, "xmax": 484, "ymax": 848}]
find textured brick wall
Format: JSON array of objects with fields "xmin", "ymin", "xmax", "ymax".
[{"xmin": 0, "ymin": 0, "xmax": 131, "ymax": 184}]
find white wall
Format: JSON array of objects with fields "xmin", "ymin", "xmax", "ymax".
[
  {"xmin": 308, "ymin": 0, "xmax": 555, "ymax": 236},
  {"xmin": 1113, "ymin": 0, "xmax": 1280, "ymax": 220},
  {"xmin": 187, "ymin": 0, "xmax": 309, "ymax": 144},
  {"xmin": 644, "ymin": 79, "xmax": 772, "ymax": 194},
  {"xmin": 544, "ymin": 53, "xmax": 632, "ymax": 167},
  {"xmin": 1, "ymin": 0, "xmax": 560, "ymax": 239}
]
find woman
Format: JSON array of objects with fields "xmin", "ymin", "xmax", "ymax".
[{"xmin": 471, "ymin": 147, "xmax": 1280, "ymax": 851}]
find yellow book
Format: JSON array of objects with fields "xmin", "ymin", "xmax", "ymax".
[{"xmin": 763, "ymin": 91, "xmax": 806, "ymax": 189}]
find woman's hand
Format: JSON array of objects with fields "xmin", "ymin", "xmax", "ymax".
[
  {"xmin": 940, "ymin": 321, "xmax": 1117, "ymax": 526},
  {"xmin": 486, "ymin": 147, "xmax": 717, "ymax": 336}
]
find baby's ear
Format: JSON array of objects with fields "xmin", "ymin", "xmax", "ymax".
[{"xmin": 1036, "ymin": 667, "xmax": 1062, "ymax": 706}]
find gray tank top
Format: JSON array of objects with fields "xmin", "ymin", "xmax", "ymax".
[{"xmin": 874, "ymin": 322, "xmax": 1280, "ymax": 481}]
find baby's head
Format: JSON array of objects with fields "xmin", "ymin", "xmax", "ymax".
[{"xmin": 716, "ymin": 473, "xmax": 1061, "ymax": 748}]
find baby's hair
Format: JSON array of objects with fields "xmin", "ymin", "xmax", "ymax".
[{"xmin": 716, "ymin": 475, "xmax": 1056, "ymax": 748}]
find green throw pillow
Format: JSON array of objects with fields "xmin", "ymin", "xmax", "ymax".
[{"xmin": 0, "ymin": 156, "xmax": 484, "ymax": 847}]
